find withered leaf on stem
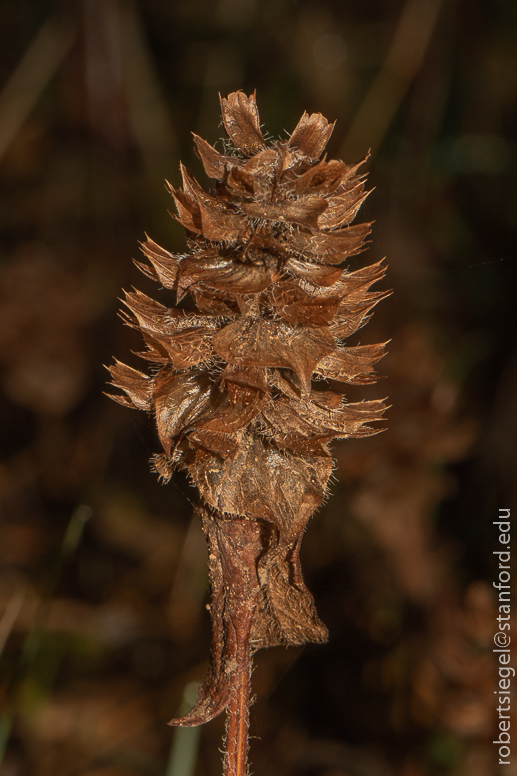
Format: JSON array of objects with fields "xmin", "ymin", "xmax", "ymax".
[
  {"xmin": 108, "ymin": 90, "xmax": 389, "ymax": 776},
  {"xmin": 252, "ymin": 529, "xmax": 329, "ymax": 648},
  {"xmin": 169, "ymin": 508, "xmax": 263, "ymax": 726}
]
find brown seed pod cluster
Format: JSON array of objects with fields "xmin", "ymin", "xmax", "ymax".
[{"xmin": 108, "ymin": 91, "xmax": 388, "ymax": 753}]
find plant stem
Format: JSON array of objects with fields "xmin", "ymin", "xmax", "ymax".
[{"xmin": 224, "ymin": 648, "xmax": 252, "ymax": 776}]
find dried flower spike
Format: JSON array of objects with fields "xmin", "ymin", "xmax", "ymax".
[{"xmin": 108, "ymin": 91, "xmax": 388, "ymax": 776}]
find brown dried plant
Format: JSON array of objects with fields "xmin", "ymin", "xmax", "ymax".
[{"xmin": 108, "ymin": 91, "xmax": 389, "ymax": 776}]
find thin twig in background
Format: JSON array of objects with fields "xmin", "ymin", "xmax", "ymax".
[
  {"xmin": 168, "ymin": 514, "xmax": 209, "ymax": 639},
  {"xmin": 340, "ymin": 0, "xmax": 445, "ymax": 160},
  {"xmin": 0, "ymin": 16, "xmax": 76, "ymax": 161},
  {"xmin": 0, "ymin": 587, "xmax": 25, "ymax": 659},
  {"xmin": 167, "ymin": 683, "xmax": 202, "ymax": 776},
  {"xmin": 0, "ymin": 505, "xmax": 91, "ymax": 767}
]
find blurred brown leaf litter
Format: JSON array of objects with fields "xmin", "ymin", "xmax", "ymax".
[{"xmin": 1, "ymin": 0, "xmax": 516, "ymax": 775}]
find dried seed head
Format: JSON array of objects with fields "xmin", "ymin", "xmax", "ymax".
[{"xmin": 108, "ymin": 91, "xmax": 389, "ymax": 730}]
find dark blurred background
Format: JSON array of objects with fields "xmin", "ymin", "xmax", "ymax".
[{"xmin": 0, "ymin": 1, "xmax": 516, "ymax": 775}]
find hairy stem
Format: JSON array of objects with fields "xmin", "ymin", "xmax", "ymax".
[{"xmin": 223, "ymin": 649, "xmax": 253, "ymax": 776}]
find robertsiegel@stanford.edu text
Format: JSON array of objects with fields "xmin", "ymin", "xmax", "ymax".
[{"xmin": 493, "ymin": 508, "xmax": 512, "ymax": 767}]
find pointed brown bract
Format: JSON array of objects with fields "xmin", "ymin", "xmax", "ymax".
[
  {"xmin": 220, "ymin": 91, "xmax": 265, "ymax": 155},
  {"xmin": 108, "ymin": 91, "xmax": 389, "ymax": 774}
]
